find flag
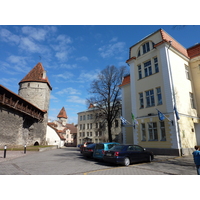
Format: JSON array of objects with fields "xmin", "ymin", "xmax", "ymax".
[
  {"xmin": 131, "ymin": 113, "xmax": 134, "ymax": 120},
  {"xmin": 120, "ymin": 116, "xmax": 127, "ymax": 125},
  {"xmin": 157, "ymin": 110, "xmax": 165, "ymax": 121},
  {"xmin": 134, "ymin": 119, "xmax": 139, "ymax": 125},
  {"xmin": 174, "ymin": 105, "xmax": 180, "ymax": 120}
]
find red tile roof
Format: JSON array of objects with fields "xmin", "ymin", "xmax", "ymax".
[
  {"xmin": 187, "ymin": 43, "xmax": 200, "ymax": 59},
  {"xmin": 19, "ymin": 62, "xmax": 52, "ymax": 90},
  {"xmin": 57, "ymin": 107, "xmax": 68, "ymax": 119},
  {"xmin": 159, "ymin": 29, "xmax": 189, "ymax": 58},
  {"xmin": 119, "ymin": 75, "xmax": 130, "ymax": 87}
]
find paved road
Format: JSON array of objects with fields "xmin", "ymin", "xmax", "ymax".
[{"xmin": 0, "ymin": 147, "xmax": 197, "ymax": 175}]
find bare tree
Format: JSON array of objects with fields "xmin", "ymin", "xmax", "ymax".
[{"xmin": 87, "ymin": 65, "xmax": 128, "ymax": 142}]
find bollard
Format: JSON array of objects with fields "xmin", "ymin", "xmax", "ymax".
[
  {"xmin": 24, "ymin": 144, "xmax": 26, "ymax": 154},
  {"xmin": 4, "ymin": 145, "xmax": 7, "ymax": 158}
]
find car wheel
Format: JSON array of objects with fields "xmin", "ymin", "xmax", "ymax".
[
  {"xmin": 147, "ymin": 155, "xmax": 152, "ymax": 162},
  {"xmin": 124, "ymin": 157, "xmax": 130, "ymax": 166}
]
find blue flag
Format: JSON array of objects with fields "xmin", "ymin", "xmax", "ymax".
[
  {"xmin": 120, "ymin": 116, "xmax": 127, "ymax": 125},
  {"xmin": 157, "ymin": 110, "xmax": 165, "ymax": 121},
  {"xmin": 174, "ymin": 106, "xmax": 180, "ymax": 120}
]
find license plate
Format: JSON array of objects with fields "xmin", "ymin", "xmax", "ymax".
[{"xmin": 106, "ymin": 153, "xmax": 112, "ymax": 156}]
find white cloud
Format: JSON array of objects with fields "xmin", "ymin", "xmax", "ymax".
[
  {"xmin": 53, "ymin": 71, "xmax": 74, "ymax": 81},
  {"xmin": 66, "ymin": 95, "xmax": 86, "ymax": 104},
  {"xmin": 50, "ymin": 94, "xmax": 58, "ymax": 100},
  {"xmin": 78, "ymin": 70, "xmax": 99, "ymax": 82},
  {"xmin": 22, "ymin": 26, "xmax": 48, "ymax": 41},
  {"xmin": 76, "ymin": 56, "xmax": 88, "ymax": 61},
  {"xmin": 98, "ymin": 42, "xmax": 126, "ymax": 58},
  {"xmin": 0, "ymin": 28, "xmax": 20, "ymax": 44},
  {"xmin": 56, "ymin": 87, "xmax": 81, "ymax": 95},
  {"xmin": 7, "ymin": 55, "xmax": 27, "ymax": 65},
  {"xmin": 109, "ymin": 37, "xmax": 118, "ymax": 42}
]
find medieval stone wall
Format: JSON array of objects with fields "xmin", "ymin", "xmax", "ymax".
[{"xmin": 0, "ymin": 106, "xmax": 46, "ymax": 148}]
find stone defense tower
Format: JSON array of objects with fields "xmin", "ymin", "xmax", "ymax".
[
  {"xmin": 57, "ymin": 107, "xmax": 68, "ymax": 126},
  {"xmin": 18, "ymin": 62, "xmax": 52, "ymax": 145}
]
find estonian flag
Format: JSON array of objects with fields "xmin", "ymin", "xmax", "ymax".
[
  {"xmin": 174, "ymin": 106, "xmax": 180, "ymax": 120},
  {"xmin": 120, "ymin": 116, "xmax": 127, "ymax": 125},
  {"xmin": 157, "ymin": 110, "xmax": 165, "ymax": 121}
]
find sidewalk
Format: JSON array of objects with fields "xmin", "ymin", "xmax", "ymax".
[{"xmin": 0, "ymin": 150, "xmax": 38, "ymax": 163}]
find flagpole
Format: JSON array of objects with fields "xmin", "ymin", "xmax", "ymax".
[{"xmin": 155, "ymin": 108, "xmax": 171, "ymax": 122}]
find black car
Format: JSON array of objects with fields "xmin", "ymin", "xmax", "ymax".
[
  {"xmin": 104, "ymin": 144, "xmax": 154, "ymax": 166},
  {"xmin": 82, "ymin": 143, "xmax": 96, "ymax": 158}
]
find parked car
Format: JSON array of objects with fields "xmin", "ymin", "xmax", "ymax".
[
  {"xmin": 93, "ymin": 142, "xmax": 120, "ymax": 160},
  {"xmin": 82, "ymin": 143, "xmax": 96, "ymax": 158},
  {"xmin": 80, "ymin": 142, "xmax": 93, "ymax": 153},
  {"xmin": 103, "ymin": 144, "xmax": 154, "ymax": 166}
]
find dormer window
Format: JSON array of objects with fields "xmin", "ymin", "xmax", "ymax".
[{"xmin": 142, "ymin": 42, "xmax": 150, "ymax": 54}]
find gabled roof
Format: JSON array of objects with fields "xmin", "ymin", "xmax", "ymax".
[
  {"xmin": 19, "ymin": 62, "xmax": 52, "ymax": 90},
  {"xmin": 47, "ymin": 122, "xmax": 66, "ymax": 140},
  {"xmin": 57, "ymin": 107, "xmax": 68, "ymax": 119},
  {"xmin": 119, "ymin": 74, "xmax": 130, "ymax": 87}
]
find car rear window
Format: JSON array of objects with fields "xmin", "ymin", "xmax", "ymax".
[
  {"xmin": 95, "ymin": 144, "xmax": 104, "ymax": 150},
  {"xmin": 87, "ymin": 144, "xmax": 96, "ymax": 148}
]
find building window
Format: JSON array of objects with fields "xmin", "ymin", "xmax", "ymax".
[
  {"xmin": 148, "ymin": 122, "xmax": 158, "ymax": 141},
  {"xmin": 146, "ymin": 89, "xmax": 155, "ymax": 107},
  {"xmin": 90, "ymin": 123, "xmax": 92, "ymax": 129},
  {"xmin": 160, "ymin": 121, "xmax": 166, "ymax": 141},
  {"xmin": 139, "ymin": 92, "xmax": 144, "ymax": 109},
  {"xmin": 96, "ymin": 123, "xmax": 98, "ymax": 128},
  {"xmin": 83, "ymin": 115, "xmax": 85, "ymax": 120},
  {"xmin": 156, "ymin": 87, "xmax": 162, "ymax": 105},
  {"xmin": 90, "ymin": 132, "xmax": 92, "ymax": 137},
  {"xmin": 87, "ymin": 124, "xmax": 89, "ymax": 129},
  {"xmin": 79, "ymin": 132, "xmax": 82, "ymax": 137},
  {"xmin": 137, "ymin": 49, "xmax": 141, "ymax": 57},
  {"xmin": 90, "ymin": 114, "xmax": 93, "ymax": 119},
  {"xmin": 141, "ymin": 123, "xmax": 146, "ymax": 141},
  {"xmin": 83, "ymin": 124, "xmax": 85, "ymax": 130},
  {"xmin": 144, "ymin": 60, "xmax": 152, "ymax": 77},
  {"xmin": 87, "ymin": 132, "xmax": 89, "ymax": 137},
  {"xmin": 115, "ymin": 120, "xmax": 119, "ymax": 127},
  {"xmin": 185, "ymin": 65, "xmax": 190, "ymax": 80},
  {"xmin": 80, "ymin": 116, "xmax": 82, "ymax": 121},
  {"xmin": 95, "ymin": 132, "xmax": 98, "ymax": 136},
  {"xmin": 190, "ymin": 92, "xmax": 195, "ymax": 109},
  {"xmin": 80, "ymin": 124, "xmax": 82, "ymax": 130},
  {"xmin": 138, "ymin": 65, "xmax": 142, "ymax": 79},
  {"xmin": 142, "ymin": 42, "xmax": 150, "ymax": 54},
  {"xmin": 154, "ymin": 57, "xmax": 159, "ymax": 73},
  {"xmin": 87, "ymin": 115, "xmax": 90, "ymax": 120}
]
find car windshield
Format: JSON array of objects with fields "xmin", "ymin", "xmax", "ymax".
[
  {"xmin": 110, "ymin": 145, "xmax": 125, "ymax": 151},
  {"xmin": 107, "ymin": 144, "xmax": 117, "ymax": 149}
]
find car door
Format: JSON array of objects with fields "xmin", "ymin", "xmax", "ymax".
[
  {"xmin": 126, "ymin": 145, "xmax": 138, "ymax": 163},
  {"xmin": 134, "ymin": 145, "xmax": 146, "ymax": 162}
]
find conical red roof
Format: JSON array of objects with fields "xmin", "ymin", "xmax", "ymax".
[
  {"xmin": 19, "ymin": 62, "xmax": 52, "ymax": 90},
  {"xmin": 57, "ymin": 107, "xmax": 68, "ymax": 119}
]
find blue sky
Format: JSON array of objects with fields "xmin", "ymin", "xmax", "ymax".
[{"xmin": 1, "ymin": 25, "xmax": 200, "ymax": 124}]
